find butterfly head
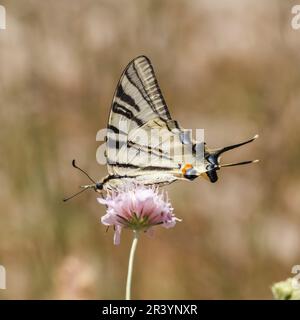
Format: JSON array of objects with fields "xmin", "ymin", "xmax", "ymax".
[{"xmin": 202, "ymin": 134, "xmax": 259, "ymax": 183}]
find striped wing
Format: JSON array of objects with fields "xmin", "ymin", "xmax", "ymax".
[{"xmin": 106, "ymin": 56, "xmax": 194, "ymax": 180}]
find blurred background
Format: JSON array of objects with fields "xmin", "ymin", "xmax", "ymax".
[{"xmin": 0, "ymin": 0, "xmax": 300, "ymax": 299}]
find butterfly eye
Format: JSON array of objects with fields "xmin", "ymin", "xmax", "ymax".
[{"xmin": 96, "ymin": 183, "xmax": 103, "ymax": 190}]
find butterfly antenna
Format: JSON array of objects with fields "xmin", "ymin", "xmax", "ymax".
[
  {"xmin": 63, "ymin": 186, "xmax": 90, "ymax": 202},
  {"xmin": 63, "ymin": 160, "xmax": 98, "ymax": 202},
  {"xmin": 219, "ymin": 159, "xmax": 259, "ymax": 168},
  {"xmin": 72, "ymin": 159, "xmax": 96, "ymax": 184}
]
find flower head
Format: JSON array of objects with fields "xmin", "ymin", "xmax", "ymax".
[
  {"xmin": 272, "ymin": 278, "xmax": 300, "ymax": 300},
  {"xmin": 98, "ymin": 184, "xmax": 180, "ymax": 245}
]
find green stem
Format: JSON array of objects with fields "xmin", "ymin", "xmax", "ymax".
[{"xmin": 126, "ymin": 231, "xmax": 139, "ymax": 300}]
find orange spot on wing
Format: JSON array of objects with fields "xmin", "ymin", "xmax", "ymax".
[{"xmin": 181, "ymin": 163, "xmax": 193, "ymax": 175}]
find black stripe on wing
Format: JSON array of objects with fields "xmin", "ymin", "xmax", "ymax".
[
  {"xmin": 107, "ymin": 124, "xmax": 127, "ymax": 135},
  {"xmin": 127, "ymin": 141, "xmax": 173, "ymax": 161},
  {"xmin": 107, "ymin": 138, "xmax": 171, "ymax": 160},
  {"xmin": 112, "ymin": 102, "xmax": 144, "ymax": 127},
  {"xmin": 107, "ymin": 161, "xmax": 176, "ymax": 171},
  {"xmin": 116, "ymin": 83, "xmax": 141, "ymax": 112}
]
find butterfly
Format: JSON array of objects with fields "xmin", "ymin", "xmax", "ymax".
[{"xmin": 64, "ymin": 56, "xmax": 258, "ymax": 201}]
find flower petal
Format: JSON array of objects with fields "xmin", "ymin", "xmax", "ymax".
[
  {"xmin": 113, "ymin": 225, "xmax": 122, "ymax": 245},
  {"xmin": 97, "ymin": 197, "xmax": 107, "ymax": 205},
  {"xmin": 101, "ymin": 212, "xmax": 116, "ymax": 225}
]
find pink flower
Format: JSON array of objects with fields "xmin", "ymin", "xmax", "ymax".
[{"xmin": 98, "ymin": 184, "xmax": 181, "ymax": 245}]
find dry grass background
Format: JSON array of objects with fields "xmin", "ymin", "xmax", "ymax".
[{"xmin": 0, "ymin": 0, "xmax": 300, "ymax": 299}]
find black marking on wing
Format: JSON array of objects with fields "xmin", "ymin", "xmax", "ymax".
[
  {"xmin": 102, "ymin": 174, "xmax": 128, "ymax": 184},
  {"xmin": 107, "ymin": 138, "xmax": 128, "ymax": 150},
  {"xmin": 112, "ymin": 102, "xmax": 144, "ymax": 127},
  {"xmin": 108, "ymin": 161, "xmax": 175, "ymax": 171},
  {"xmin": 107, "ymin": 124, "xmax": 127, "ymax": 135},
  {"xmin": 127, "ymin": 141, "xmax": 172, "ymax": 160},
  {"xmin": 116, "ymin": 83, "xmax": 141, "ymax": 112}
]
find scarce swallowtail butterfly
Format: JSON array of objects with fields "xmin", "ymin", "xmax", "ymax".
[{"xmin": 64, "ymin": 56, "xmax": 258, "ymax": 201}]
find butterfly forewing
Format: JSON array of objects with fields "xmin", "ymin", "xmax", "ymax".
[{"xmin": 106, "ymin": 56, "xmax": 195, "ymax": 183}]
